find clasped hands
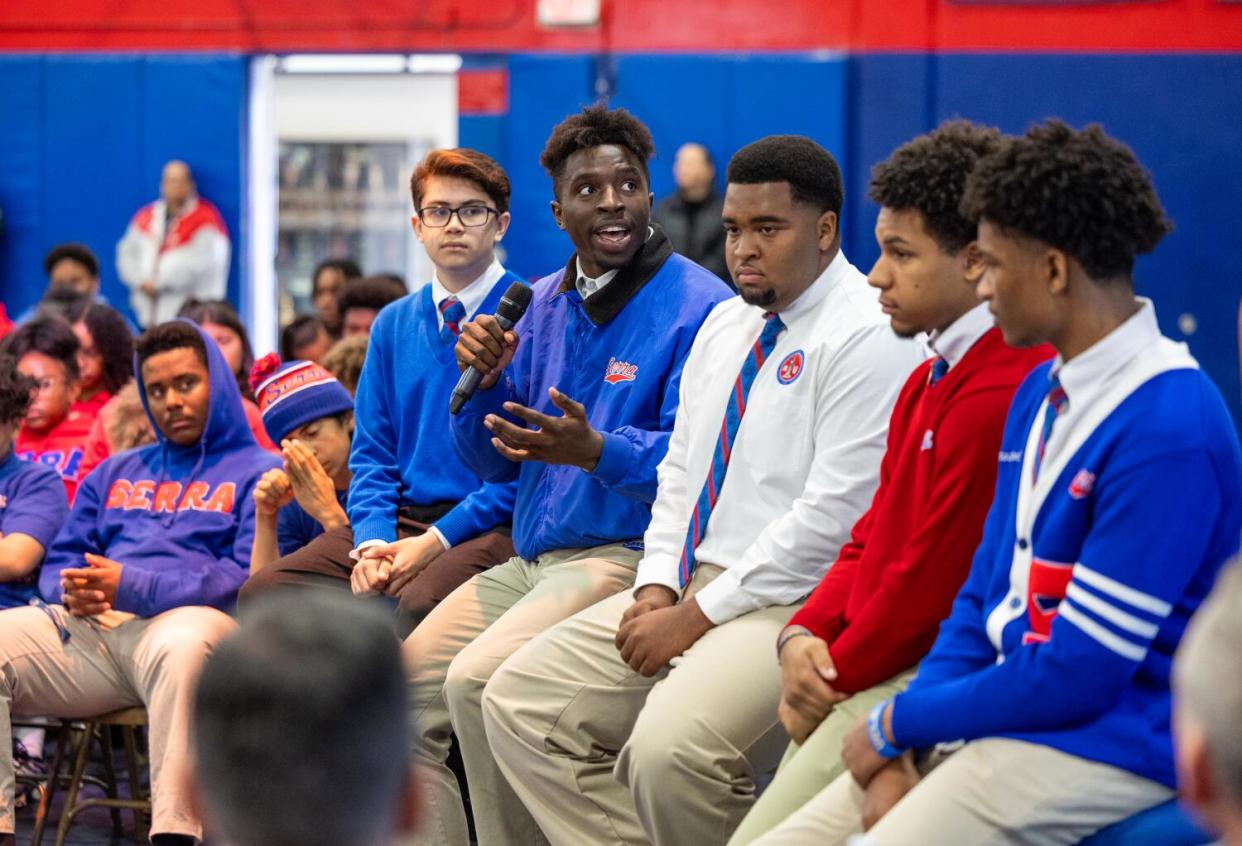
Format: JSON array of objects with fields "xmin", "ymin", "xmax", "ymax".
[
  {"xmin": 253, "ymin": 438, "xmax": 348, "ymax": 531},
  {"xmin": 615, "ymin": 585, "xmax": 714, "ymax": 677}
]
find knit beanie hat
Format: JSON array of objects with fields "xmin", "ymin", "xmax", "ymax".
[{"xmin": 249, "ymin": 353, "xmax": 354, "ymax": 444}]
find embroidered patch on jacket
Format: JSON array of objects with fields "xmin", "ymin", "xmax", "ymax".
[
  {"xmin": 921, "ymin": 429, "xmax": 935, "ymax": 451},
  {"xmin": 1068, "ymin": 469, "xmax": 1096, "ymax": 500},
  {"xmin": 777, "ymin": 350, "xmax": 805, "ymax": 385},
  {"xmin": 604, "ymin": 358, "xmax": 638, "ymax": 384}
]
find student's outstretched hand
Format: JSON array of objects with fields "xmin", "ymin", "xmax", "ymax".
[
  {"xmin": 359, "ymin": 532, "xmax": 448, "ymax": 597},
  {"xmin": 455, "ymin": 315, "xmax": 519, "ymax": 391},
  {"xmin": 282, "ymin": 439, "xmax": 348, "ymax": 531},
  {"xmin": 60, "ymin": 553, "xmax": 123, "ymax": 617},
  {"xmin": 253, "ymin": 468, "xmax": 294, "ymax": 518},
  {"xmin": 486, "ymin": 387, "xmax": 605, "ymax": 470}
]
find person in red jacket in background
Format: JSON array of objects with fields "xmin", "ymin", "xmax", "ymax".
[{"xmin": 728, "ymin": 121, "xmax": 1054, "ymax": 845}]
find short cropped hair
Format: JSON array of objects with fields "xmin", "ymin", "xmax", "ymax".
[
  {"xmin": 66, "ymin": 300, "xmax": 135, "ymax": 394},
  {"xmin": 1, "ymin": 316, "xmax": 81, "ymax": 382},
  {"xmin": 135, "ymin": 321, "xmax": 208, "ymax": 371},
  {"xmin": 540, "ymin": 105, "xmax": 656, "ymax": 194},
  {"xmin": 0, "ymin": 353, "xmax": 37, "ymax": 425},
  {"xmin": 869, "ymin": 120, "xmax": 1004, "ymax": 254},
  {"xmin": 339, "ymin": 276, "xmax": 406, "ymax": 315},
  {"xmin": 43, "ymin": 243, "xmax": 100, "ymax": 279},
  {"xmin": 1176, "ymin": 560, "xmax": 1242, "ymax": 807},
  {"xmin": 727, "ymin": 135, "xmax": 844, "ymax": 216},
  {"xmin": 960, "ymin": 119, "xmax": 1172, "ymax": 280},
  {"xmin": 411, "ymin": 148, "xmax": 512, "ymax": 214},
  {"xmin": 193, "ymin": 592, "xmax": 409, "ymax": 846}
]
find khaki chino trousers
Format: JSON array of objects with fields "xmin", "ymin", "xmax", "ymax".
[{"xmin": 482, "ymin": 564, "xmax": 799, "ymax": 846}]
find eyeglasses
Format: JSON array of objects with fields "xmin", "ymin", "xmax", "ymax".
[{"xmin": 417, "ymin": 205, "xmax": 498, "ymax": 228}]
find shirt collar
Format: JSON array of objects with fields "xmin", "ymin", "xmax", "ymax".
[
  {"xmin": 1054, "ymin": 298, "xmax": 1160, "ymax": 405},
  {"xmin": 928, "ymin": 302, "xmax": 994, "ymax": 369},
  {"xmin": 430, "ymin": 258, "xmax": 505, "ymax": 327},
  {"xmin": 774, "ymin": 250, "xmax": 852, "ymax": 328},
  {"xmin": 574, "ymin": 260, "xmax": 621, "ymax": 300}
]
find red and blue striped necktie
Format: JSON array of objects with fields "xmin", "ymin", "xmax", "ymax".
[
  {"xmin": 439, "ymin": 296, "xmax": 466, "ymax": 345},
  {"xmin": 1032, "ymin": 373, "xmax": 1068, "ymax": 484},
  {"xmin": 679, "ymin": 312, "xmax": 786, "ymax": 587}
]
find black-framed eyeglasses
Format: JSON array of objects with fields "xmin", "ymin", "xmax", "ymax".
[{"xmin": 417, "ymin": 205, "xmax": 499, "ymax": 228}]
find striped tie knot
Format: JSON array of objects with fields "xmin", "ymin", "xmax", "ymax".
[
  {"xmin": 929, "ymin": 356, "xmax": 950, "ymax": 386},
  {"xmin": 439, "ymin": 296, "xmax": 466, "ymax": 343}
]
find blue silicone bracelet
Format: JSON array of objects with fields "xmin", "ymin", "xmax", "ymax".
[{"xmin": 866, "ymin": 701, "xmax": 903, "ymax": 759}]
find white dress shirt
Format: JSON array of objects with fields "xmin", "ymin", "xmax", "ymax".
[
  {"xmin": 633, "ymin": 251, "xmax": 927, "ymax": 623},
  {"xmin": 575, "ymin": 259, "xmax": 620, "ymax": 300},
  {"xmin": 430, "ymin": 258, "xmax": 507, "ymax": 331},
  {"xmin": 928, "ymin": 301, "xmax": 994, "ymax": 372}
]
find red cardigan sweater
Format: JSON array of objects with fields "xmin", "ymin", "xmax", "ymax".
[{"xmin": 787, "ymin": 328, "xmax": 1052, "ymax": 693}]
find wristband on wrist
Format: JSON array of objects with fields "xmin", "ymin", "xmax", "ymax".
[
  {"xmin": 776, "ymin": 625, "xmax": 814, "ymax": 658},
  {"xmin": 866, "ymin": 701, "xmax": 903, "ymax": 759}
]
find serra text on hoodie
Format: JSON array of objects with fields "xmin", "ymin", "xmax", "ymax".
[{"xmin": 39, "ymin": 321, "xmax": 281, "ymax": 616}]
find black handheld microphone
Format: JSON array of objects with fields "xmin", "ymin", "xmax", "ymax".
[{"xmin": 449, "ymin": 282, "xmax": 534, "ymax": 415}]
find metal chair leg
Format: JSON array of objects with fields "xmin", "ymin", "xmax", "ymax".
[
  {"xmin": 97, "ymin": 724, "xmax": 125, "ymax": 835},
  {"xmin": 28, "ymin": 720, "xmax": 72, "ymax": 846},
  {"xmin": 121, "ymin": 726, "xmax": 148, "ymax": 845},
  {"xmin": 53, "ymin": 720, "xmax": 96, "ymax": 846}
]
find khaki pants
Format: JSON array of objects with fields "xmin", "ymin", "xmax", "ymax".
[
  {"xmin": 402, "ymin": 543, "xmax": 642, "ymax": 846},
  {"xmin": 751, "ymin": 737, "xmax": 1173, "ymax": 846},
  {"xmin": 727, "ymin": 667, "xmax": 917, "ymax": 846},
  {"xmin": 0, "ymin": 604, "xmax": 236, "ymax": 838},
  {"xmin": 482, "ymin": 564, "xmax": 797, "ymax": 846}
]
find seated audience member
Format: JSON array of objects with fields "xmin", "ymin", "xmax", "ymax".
[
  {"xmin": 0, "ymin": 319, "xmax": 280, "ymax": 846},
  {"xmin": 311, "ymin": 257, "xmax": 363, "ymax": 339},
  {"xmin": 483, "ymin": 135, "xmax": 925, "ymax": 845},
  {"xmin": 280, "ymin": 314, "xmax": 333, "ymax": 363},
  {"xmin": 3, "ymin": 317, "xmax": 97, "ymax": 501},
  {"xmin": 247, "ymin": 356, "xmax": 355, "ymax": 575},
  {"xmin": 338, "ymin": 275, "xmax": 406, "ymax": 339},
  {"xmin": 191, "ymin": 591, "xmax": 418, "ymax": 846},
  {"xmin": 238, "ymin": 148, "xmax": 522, "ymax": 639},
  {"xmin": 67, "ymin": 300, "xmax": 133, "ymax": 414},
  {"xmin": 1176, "ymin": 560, "xmax": 1242, "ymax": 846},
  {"xmin": 17, "ymin": 244, "xmax": 131, "ymax": 326},
  {"xmin": 177, "ymin": 298, "xmax": 278, "ymax": 451},
  {"xmin": 321, "ymin": 333, "xmax": 368, "ymax": 396},
  {"xmin": 401, "ymin": 105, "xmax": 733, "ymax": 846},
  {"xmin": 729, "ymin": 122, "xmax": 1053, "ymax": 845},
  {"xmin": 750, "ymin": 121, "xmax": 1242, "ymax": 846},
  {"xmin": 0, "ymin": 354, "xmax": 69, "ymax": 608}
]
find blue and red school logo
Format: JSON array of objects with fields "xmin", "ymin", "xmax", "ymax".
[
  {"xmin": 255, "ymin": 361, "xmax": 337, "ymax": 414},
  {"xmin": 604, "ymin": 357, "xmax": 638, "ymax": 384},
  {"xmin": 777, "ymin": 350, "xmax": 805, "ymax": 385},
  {"xmin": 1068, "ymin": 469, "xmax": 1096, "ymax": 500},
  {"xmin": 17, "ymin": 448, "xmax": 84, "ymax": 482}
]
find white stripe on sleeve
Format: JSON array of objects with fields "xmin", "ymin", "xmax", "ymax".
[
  {"xmin": 1065, "ymin": 583, "xmax": 1160, "ymax": 639},
  {"xmin": 1060, "ymin": 602, "xmax": 1148, "ymax": 662},
  {"xmin": 1073, "ymin": 563, "xmax": 1173, "ymax": 617}
]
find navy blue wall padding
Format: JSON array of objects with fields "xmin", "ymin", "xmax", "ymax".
[
  {"xmin": 0, "ymin": 54, "xmax": 246, "ymax": 327},
  {"xmin": 846, "ymin": 53, "xmax": 1242, "ymax": 425}
]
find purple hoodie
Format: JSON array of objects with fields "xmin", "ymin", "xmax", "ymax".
[{"xmin": 39, "ymin": 320, "xmax": 281, "ymax": 616}]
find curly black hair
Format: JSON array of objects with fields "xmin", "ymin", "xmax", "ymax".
[
  {"xmin": 135, "ymin": 320, "xmax": 208, "ymax": 370},
  {"xmin": 869, "ymin": 120, "xmax": 1004, "ymax": 254},
  {"xmin": 960, "ymin": 119, "xmax": 1173, "ymax": 280},
  {"xmin": 0, "ymin": 316, "xmax": 81, "ymax": 382},
  {"xmin": 43, "ymin": 242, "xmax": 100, "ymax": 279},
  {"xmin": 726, "ymin": 135, "xmax": 844, "ymax": 215},
  {"xmin": 540, "ymin": 105, "xmax": 656, "ymax": 195},
  {"xmin": 280, "ymin": 314, "xmax": 327, "ymax": 361},
  {"xmin": 65, "ymin": 300, "xmax": 135, "ymax": 394},
  {"xmin": 0, "ymin": 353, "xmax": 37, "ymax": 426}
]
